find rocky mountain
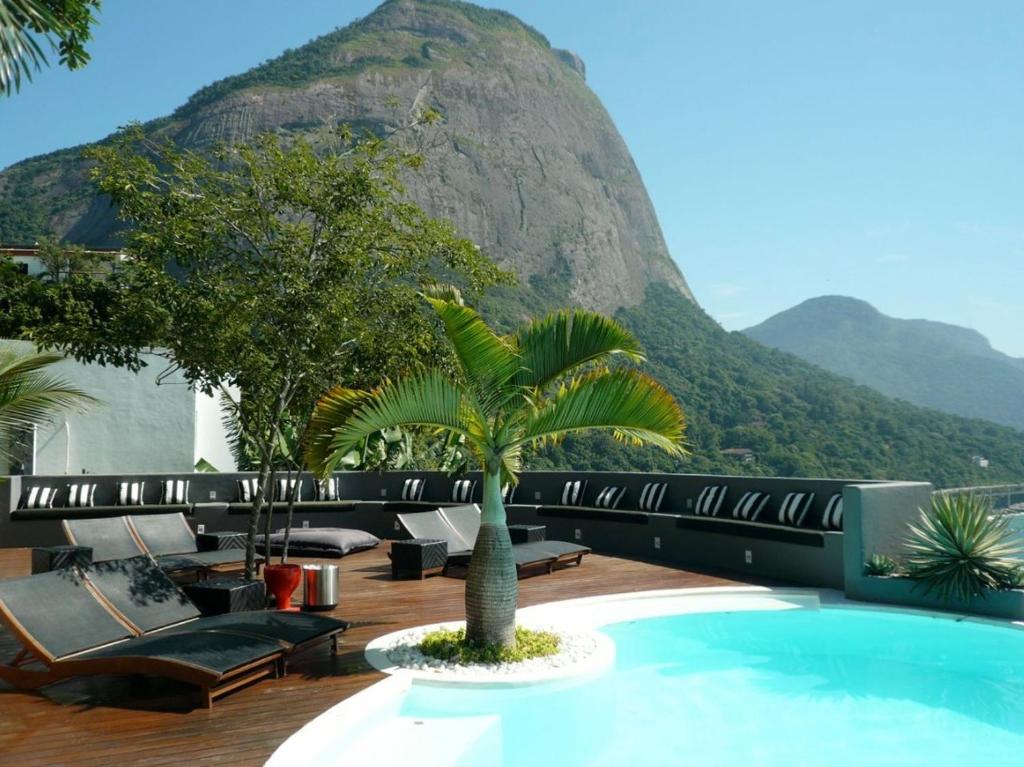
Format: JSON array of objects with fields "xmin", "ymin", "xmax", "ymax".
[
  {"xmin": 744, "ymin": 296, "xmax": 1024, "ymax": 432},
  {"xmin": 3, "ymin": 0, "xmax": 1023, "ymax": 486},
  {"xmin": 0, "ymin": 0, "xmax": 692, "ymax": 316}
]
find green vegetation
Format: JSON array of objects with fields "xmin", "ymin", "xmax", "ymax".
[
  {"xmin": 864, "ymin": 554, "xmax": 900, "ymax": 577},
  {"xmin": 528, "ymin": 285, "xmax": 1024, "ymax": 488},
  {"xmin": 0, "ymin": 0, "xmax": 99, "ymax": 95},
  {"xmin": 904, "ymin": 494, "xmax": 1022, "ymax": 601},
  {"xmin": 306, "ymin": 287, "xmax": 685, "ymax": 647},
  {"xmin": 419, "ymin": 626, "xmax": 560, "ymax": 664}
]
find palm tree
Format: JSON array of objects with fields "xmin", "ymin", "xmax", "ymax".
[
  {"xmin": 305, "ymin": 288, "xmax": 686, "ymax": 647},
  {"xmin": 0, "ymin": 346, "xmax": 96, "ymax": 468},
  {"xmin": 0, "ymin": 0, "xmax": 99, "ymax": 95}
]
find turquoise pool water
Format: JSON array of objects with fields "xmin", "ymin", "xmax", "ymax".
[{"xmin": 399, "ymin": 608, "xmax": 1024, "ymax": 766}]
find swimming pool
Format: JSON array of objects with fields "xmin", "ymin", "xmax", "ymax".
[{"xmin": 269, "ymin": 591, "xmax": 1024, "ymax": 766}]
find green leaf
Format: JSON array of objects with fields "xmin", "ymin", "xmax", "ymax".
[
  {"xmin": 514, "ymin": 309, "xmax": 645, "ymax": 390},
  {"xmin": 518, "ymin": 368, "xmax": 686, "ymax": 456}
]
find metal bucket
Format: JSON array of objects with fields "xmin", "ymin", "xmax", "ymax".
[{"xmin": 302, "ymin": 564, "xmax": 339, "ymax": 610}]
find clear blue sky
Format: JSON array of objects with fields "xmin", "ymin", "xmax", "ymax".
[{"xmin": 2, "ymin": 1, "xmax": 1022, "ymax": 355}]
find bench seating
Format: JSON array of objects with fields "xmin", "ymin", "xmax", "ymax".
[
  {"xmin": 675, "ymin": 514, "xmax": 830, "ymax": 547},
  {"xmin": 537, "ymin": 505, "xmax": 651, "ymax": 525},
  {"xmin": 11, "ymin": 504, "xmax": 190, "ymax": 521}
]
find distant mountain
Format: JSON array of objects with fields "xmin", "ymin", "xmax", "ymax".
[
  {"xmin": 3, "ymin": 0, "xmax": 1022, "ymax": 486},
  {"xmin": 744, "ymin": 296, "xmax": 1024, "ymax": 432}
]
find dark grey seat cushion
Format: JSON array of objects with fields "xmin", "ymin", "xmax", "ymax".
[{"xmin": 258, "ymin": 528, "xmax": 380, "ymax": 558}]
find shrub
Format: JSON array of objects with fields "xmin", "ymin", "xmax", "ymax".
[
  {"xmin": 864, "ymin": 553, "xmax": 900, "ymax": 576},
  {"xmin": 419, "ymin": 626, "xmax": 560, "ymax": 664},
  {"xmin": 904, "ymin": 494, "xmax": 1023, "ymax": 602}
]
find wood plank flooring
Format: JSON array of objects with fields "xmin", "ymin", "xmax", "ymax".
[{"xmin": 0, "ymin": 545, "xmax": 743, "ymax": 766}]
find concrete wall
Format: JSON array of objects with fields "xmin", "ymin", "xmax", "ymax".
[{"xmin": 3, "ymin": 340, "xmax": 235, "ymax": 475}]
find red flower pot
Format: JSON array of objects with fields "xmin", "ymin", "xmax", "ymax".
[{"xmin": 264, "ymin": 563, "xmax": 302, "ymax": 612}]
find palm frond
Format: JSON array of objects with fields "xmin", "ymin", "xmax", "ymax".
[
  {"xmin": 425, "ymin": 295, "xmax": 522, "ymax": 408},
  {"xmin": 0, "ymin": 0, "xmax": 56, "ymax": 95},
  {"xmin": 518, "ymin": 368, "xmax": 686, "ymax": 455},
  {"xmin": 305, "ymin": 371, "xmax": 485, "ymax": 474},
  {"xmin": 514, "ymin": 310, "xmax": 645, "ymax": 390}
]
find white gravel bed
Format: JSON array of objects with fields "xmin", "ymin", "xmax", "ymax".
[{"xmin": 380, "ymin": 623, "xmax": 600, "ymax": 676}]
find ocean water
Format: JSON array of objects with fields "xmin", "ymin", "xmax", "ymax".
[{"xmin": 399, "ymin": 608, "xmax": 1024, "ymax": 767}]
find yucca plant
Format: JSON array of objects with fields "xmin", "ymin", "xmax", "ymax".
[
  {"xmin": 305, "ymin": 286, "xmax": 687, "ymax": 647},
  {"xmin": 904, "ymin": 493, "xmax": 1023, "ymax": 602},
  {"xmin": 864, "ymin": 553, "xmax": 900, "ymax": 577}
]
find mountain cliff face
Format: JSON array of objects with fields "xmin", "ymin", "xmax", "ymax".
[
  {"xmin": 3, "ymin": 0, "xmax": 1022, "ymax": 486},
  {"xmin": 0, "ymin": 0, "xmax": 692, "ymax": 315},
  {"xmin": 743, "ymin": 296, "xmax": 1024, "ymax": 432}
]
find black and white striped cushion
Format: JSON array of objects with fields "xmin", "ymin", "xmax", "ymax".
[
  {"xmin": 778, "ymin": 492, "xmax": 814, "ymax": 526},
  {"xmin": 638, "ymin": 482, "xmax": 668, "ymax": 512},
  {"xmin": 594, "ymin": 486, "xmax": 625, "ymax": 509},
  {"xmin": 162, "ymin": 479, "xmax": 190, "ymax": 505},
  {"xmin": 315, "ymin": 477, "xmax": 338, "ymax": 501},
  {"xmin": 822, "ymin": 493, "xmax": 844, "ymax": 530},
  {"xmin": 20, "ymin": 486, "xmax": 56, "ymax": 509},
  {"xmin": 695, "ymin": 485, "xmax": 727, "ymax": 516},
  {"xmin": 733, "ymin": 491, "xmax": 770, "ymax": 521},
  {"xmin": 502, "ymin": 484, "xmax": 516, "ymax": 504},
  {"xmin": 560, "ymin": 480, "xmax": 588, "ymax": 506},
  {"xmin": 401, "ymin": 478, "xmax": 425, "ymax": 501},
  {"xmin": 66, "ymin": 483, "xmax": 96, "ymax": 508},
  {"xmin": 451, "ymin": 479, "xmax": 476, "ymax": 503},
  {"xmin": 236, "ymin": 478, "xmax": 259, "ymax": 503},
  {"xmin": 117, "ymin": 481, "xmax": 145, "ymax": 506},
  {"xmin": 276, "ymin": 478, "xmax": 302, "ymax": 502}
]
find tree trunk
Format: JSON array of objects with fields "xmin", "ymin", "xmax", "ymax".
[
  {"xmin": 281, "ymin": 468, "xmax": 298, "ymax": 564},
  {"xmin": 263, "ymin": 469, "xmax": 277, "ymax": 562},
  {"xmin": 245, "ymin": 459, "xmax": 273, "ymax": 579},
  {"xmin": 464, "ymin": 470, "xmax": 518, "ymax": 647}
]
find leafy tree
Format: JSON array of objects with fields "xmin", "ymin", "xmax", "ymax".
[
  {"xmin": 0, "ymin": 344, "xmax": 95, "ymax": 471},
  {"xmin": 33, "ymin": 236, "xmax": 107, "ymax": 282},
  {"xmin": 0, "ymin": 0, "xmax": 99, "ymax": 94},
  {"xmin": 28, "ymin": 124, "xmax": 507, "ymax": 577},
  {"xmin": 306, "ymin": 287, "xmax": 686, "ymax": 647}
]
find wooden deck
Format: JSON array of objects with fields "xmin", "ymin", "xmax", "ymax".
[{"xmin": 0, "ymin": 545, "xmax": 744, "ymax": 767}]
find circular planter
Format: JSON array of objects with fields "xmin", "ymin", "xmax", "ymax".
[{"xmin": 264, "ymin": 563, "xmax": 302, "ymax": 611}]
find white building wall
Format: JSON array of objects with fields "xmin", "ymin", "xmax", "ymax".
[
  {"xmin": 6, "ymin": 341, "xmax": 237, "ymax": 475},
  {"xmin": 194, "ymin": 386, "xmax": 239, "ymax": 473}
]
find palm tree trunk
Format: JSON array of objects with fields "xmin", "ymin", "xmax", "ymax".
[{"xmin": 465, "ymin": 470, "xmax": 518, "ymax": 647}]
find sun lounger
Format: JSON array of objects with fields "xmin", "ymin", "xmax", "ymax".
[
  {"xmin": 0, "ymin": 558, "xmax": 347, "ymax": 708},
  {"xmin": 397, "ymin": 505, "xmax": 589, "ymax": 576}
]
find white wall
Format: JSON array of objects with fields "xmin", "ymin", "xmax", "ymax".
[{"xmin": 5, "ymin": 341, "xmax": 237, "ymax": 475}]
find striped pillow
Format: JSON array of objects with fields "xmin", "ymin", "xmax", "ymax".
[
  {"xmin": 502, "ymin": 484, "xmax": 516, "ymax": 504},
  {"xmin": 276, "ymin": 478, "xmax": 302, "ymax": 502},
  {"xmin": 733, "ymin": 491, "xmax": 770, "ymax": 522},
  {"xmin": 20, "ymin": 486, "xmax": 56, "ymax": 510},
  {"xmin": 822, "ymin": 493, "xmax": 844, "ymax": 530},
  {"xmin": 561, "ymin": 479, "xmax": 588, "ymax": 506},
  {"xmin": 162, "ymin": 479, "xmax": 190, "ymax": 505},
  {"xmin": 638, "ymin": 482, "xmax": 668, "ymax": 512},
  {"xmin": 236, "ymin": 478, "xmax": 259, "ymax": 503},
  {"xmin": 315, "ymin": 477, "xmax": 338, "ymax": 501},
  {"xmin": 401, "ymin": 478, "xmax": 425, "ymax": 501},
  {"xmin": 695, "ymin": 485, "xmax": 728, "ymax": 516},
  {"xmin": 451, "ymin": 479, "xmax": 476, "ymax": 503},
  {"xmin": 594, "ymin": 486, "xmax": 625, "ymax": 509},
  {"xmin": 66, "ymin": 483, "xmax": 96, "ymax": 508},
  {"xmin": 117, "ymin": 481, "xmax": 145, "ymax": 506},
  {"xmin": 778, "ymin": 492, "xmax": 815, "ymax": 526}
]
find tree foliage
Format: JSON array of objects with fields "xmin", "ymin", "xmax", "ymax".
[{"xmin": 0, "ymin": 0, "xmax": 99, "ymax": 95}]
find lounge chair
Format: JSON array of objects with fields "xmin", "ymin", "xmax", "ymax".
[
  {"xmin": 62, "ymin": 514, "xmax": 259, "ymax": 578},
  {"xmin": 398, "ymin": 505, "xmax": 590, "ymax": 576},
  {"xmin": 0, "ymin": 557, "xmax": 346, "ymax": 708}
]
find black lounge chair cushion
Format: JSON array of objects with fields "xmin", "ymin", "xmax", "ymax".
[
  {"xmin": 538, "ymin": 506, "xmax": 650, "ymax": 524},
  {"xmin": 175, "ymin": 611, "xmax": 349, "ymax": 647},
  {"xmin": 63, "ymin": 517, "xmax": 146, "ymax": 562},
  {"xmin": 74, "ymin": 629, "xmax": 283, "ymax": 679},
  {"xmin": 85, "ymin": 556, "xmax": 201, "ymax": 633},
  {"xmin": 0, "ymin": 569, "xmax": 134, "ymax": 659},
  {"xmin": 258, "ymin": 528, "xmax": 380, "ymax": 558},
  {"xmin": 130, "ymin": 513, "xmax": 197, "ymax": 556}
]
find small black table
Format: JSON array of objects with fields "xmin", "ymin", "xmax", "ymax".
[
  {"xmin": 508, "ymin": 524, "xmax": 546, "ymax": 544},
  {"xmin": 390, "ymin": 538, "xmax": 448, "ymax": 580},
  {"xmin": 183, "ymin": 577, "xmax": 267, "ymax": 615},
  {"xmin": 31, "ymin": 545, "xmax": 92, "ymax": 573},
  {"xmin": 196, "ymin": 531, "xmax": 247, "ymax": 551}
]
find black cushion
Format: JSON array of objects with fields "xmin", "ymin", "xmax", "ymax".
[
  {"xmin": 258, "ymin": 528, "xmax": 380, "ymax": 558},
  {"xmin": 538, "ymin": 506, "xmax": 650, "ymax": 524},
  {"xmin": 676, "ymin": 515, "xmax": 827, "ymax": 547}
]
